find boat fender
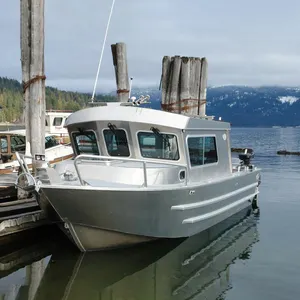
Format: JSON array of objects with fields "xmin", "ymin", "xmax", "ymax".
[
  {"xmin": 256, "ymin": 174, "xmax": 261, "ymax": 186},
  {"xmin": 252, "ymin": 195, "xmax": 260, "ymax": 214}
]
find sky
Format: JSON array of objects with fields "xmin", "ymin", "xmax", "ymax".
[{"xmin": 1, "ymin": 0, "xmax": 300, "ymax": 93}]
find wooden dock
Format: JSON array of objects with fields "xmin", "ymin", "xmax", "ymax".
[{"xmin": 0, "ymin": 174, "xmax": 49, "ymax": 243}]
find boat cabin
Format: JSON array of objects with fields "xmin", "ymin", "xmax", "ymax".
[
  {"xmin": 45, "ymin": 111, "xmax": 72, "ymax": 134},
  {"xmin": 63, "ymin": 103, "xmax": 232, "ymax": 185}
]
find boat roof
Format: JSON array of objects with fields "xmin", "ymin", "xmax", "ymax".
[
  {"xmin": 65, "ymin": 103, "xmax": 230, "ymax": 130},
  {"xmin": 0, "ymin": 129, "xmax": 58, "ymax": 137},
  {"xmin": 46, "ymin": 110, "xmax": 72, "ymax": 116}
]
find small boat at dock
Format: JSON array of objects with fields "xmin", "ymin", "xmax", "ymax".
[
  {"xmin": 0, "ymin": 130, "xmax": 73, "ymax": 175},
  {"xmin": 17, "ymin": 101, "xmax": 261, "ymax": 252}
]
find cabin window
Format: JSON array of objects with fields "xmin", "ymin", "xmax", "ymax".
[
  {"xmin": 103, "ymin": 129, "xmax": 130, "ymax": 157},
  {"xmin": 53, "ymin": 117, "xmax": 63, "ymax": 126},
  {"xmin": 0, "ymin": 136, "xmax": 8, "ymax": 153},
  {"xmin": 138, "ymin": 132, "xmax": 179, "ymax": 160},
  {"xmin": 72, "ymin": 131, "xmax": 99, "ymax": 155},
  {"xmin": 10, "ymin": 135, "xmax": 26, "ymax": 153},
  {"xmin": 45, "ymin": 136, "xmax": 59, "ymax": 149},
  {"xmin": 188, "ymin": 136, "xmax": 218, "ymax": 166}
]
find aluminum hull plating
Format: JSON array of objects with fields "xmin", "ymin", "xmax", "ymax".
[{"xmin": 41, "ymin": 169, "xmax": 259, "ymax": 251}]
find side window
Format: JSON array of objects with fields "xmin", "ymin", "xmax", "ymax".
[
  {"xmin": 45, "ymin": 136, "xmax": 59, "ymax": 149},
  {"xmin": 72, "ymin": 131, "xmax": 99, "ymax": 155},
  {"xmin": 188, "ymin": 136, "xmax": 218, "ymax": 166},
  {"xmin": 0, "ymin": 136, "xmax": 8, "ymax": 153},
  {"xmin": 188, "ymin": 137, "xmax": 204, "ymax": 166},
  {"xmin": 53, "ymin": 117, "xmax": 63, "ymax": 126},
  {"xmin": 10, "ymin": 135, "xmax": 26, "ymax": 153},
  {"xmin": 103, "ymin": 129, "xmax": 130, "ymax": 157},
  {"xmin": 204, "ymin": 137, "xmax": 218, "ymax": 164},
  {"xmin": 138, "ymin": 132, "xmax": 179, "ymax": 160}
]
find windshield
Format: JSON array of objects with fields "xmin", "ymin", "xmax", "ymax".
[
  {"xmin": 72, "ymin": 131, "xmax": 99, "ymax": 155},
  {"xmin": 103, "ymin": 129, "xmax": 130, "ymax": 157}
]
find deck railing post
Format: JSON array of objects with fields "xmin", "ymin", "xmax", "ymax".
[{"xmin": 74, "ymin": 158, "xmax": 85, "ymax": 185}]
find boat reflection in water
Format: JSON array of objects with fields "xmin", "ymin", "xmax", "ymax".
[
  {"xmin": 35, "ymin": 208, "xmax": 259, "ymax": 300},
  {"xmin": 0, "ymin": 208, "xmax": 259, "ymax": 300}
]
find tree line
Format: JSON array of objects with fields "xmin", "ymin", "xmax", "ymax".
[{"xmin": 0, "ymin": 76, "xmax": 116, "ymax": 123}]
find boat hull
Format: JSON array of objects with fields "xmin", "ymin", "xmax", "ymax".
[{"xmin": 40, "ymin": 169, "xmax": 260, "ymax": 252}]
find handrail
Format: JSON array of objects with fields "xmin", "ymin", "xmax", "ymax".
[
  {"xmin": 73, "ymin": 154, "xmax": 188, "ymax": 187},
  {"xmin": 74, "ymin": 154, "xmax": 187, "ymax": 167}
]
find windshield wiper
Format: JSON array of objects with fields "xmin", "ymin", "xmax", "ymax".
[
  {"xmin": 107, "ymin": 123, "xmax": 128, "ymax": 145},
  {"xmin": 150, "ymin": 127, "xmax": 170, "ymax": 150}
]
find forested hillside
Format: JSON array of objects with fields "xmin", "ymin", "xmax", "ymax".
[{"xmin": 0, "ymin": 77, "xmax": 115, "ymax": 123}]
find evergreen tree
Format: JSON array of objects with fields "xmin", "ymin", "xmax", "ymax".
[{"xmin": 0, "ymin": 76, "xmax": 116, "ymax": 123}]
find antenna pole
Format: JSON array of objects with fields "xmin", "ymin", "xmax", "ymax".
[
  {"xmin": 91, "ymin": 0, "xmax": 116, "ymax": 102},
  {"xmin": 128, "ymin": 77, "xmax": 133, "ymax": 99}
]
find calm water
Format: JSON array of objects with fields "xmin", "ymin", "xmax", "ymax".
[{"xmin": 1, "ymin": 127, "xmax": 300, "ymax": 299}]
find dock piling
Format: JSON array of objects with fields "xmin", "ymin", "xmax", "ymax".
[
  {"xmin": 111, "ymin": 42, "xmax": 130, "ymax": 102},
  {"xmin": 161, "ymin": 55, "xmax": 208, "ymax": 116},
  {"xmin": 20, "ymin": 0, "xmax": 46, "ymax": 174}
]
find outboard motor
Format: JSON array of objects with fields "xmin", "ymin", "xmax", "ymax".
[{"xmin": 238, "ymin": 149, "xmax": 254, "ymax": 168}]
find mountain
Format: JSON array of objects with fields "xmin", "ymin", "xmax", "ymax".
[
  {"xmin": 1, "ymin": 76, "xmax": 300, "ymax": 127},
  {"xmin": 130, "ymin": 85, "xmax": 300, "ymax": 127}
]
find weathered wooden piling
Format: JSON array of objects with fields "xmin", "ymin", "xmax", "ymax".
[
  {"xmin": 0, "ymin": 0, "xmax": 48, "ymax": 242},
  {"xmin": 161, "ymin": 56, "xmax": 171, "ymax": 108},
  {"xmin": 169, "ymin": 56, "xmax": 181, "ymax": 113},
  {"xmin": 20, "ymin": 0, "xmax": 31, "ymax": 137},
  {"xmin": 199, "ymin": 58, "xmax": 208, "ymax": 116},
  {"xmin": 161, "ymin": 56, "xmax": 172, "ymax": 110},
  {"xmin": 21, "ymin": 0, "xmax": 46, "ymax": 172},
  {"xmin": 179, "ymin": 57, "xmax": 190, "ymax": 114},
  {"xmin": 161, "ymin": 55, "xmax": 208, "ymax": 117},
  {"xmin": 111, "ymin": 42, "xmax": 130, "ymax": 102}
]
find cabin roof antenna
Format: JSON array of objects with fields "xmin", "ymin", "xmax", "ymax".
[{"xmin": 90, "ymin": 0, "xmax": 116, "ymax": 104}]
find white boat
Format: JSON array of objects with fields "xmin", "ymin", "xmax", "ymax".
[
  {"xmin": 45, "ymin": 110, "xmax": 72, "ymax": 144},
  {"xmin": 0, "ymin": 129, "xmax": 73, "ymax": 174},
  {"xmin": 0, "ymin": 111, "xmax": 74, "ymax": 175},
  {"xmin": 16, "ymin": 101, "xmax": 261, "ymax": 252}
]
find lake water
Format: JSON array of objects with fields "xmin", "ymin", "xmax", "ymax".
[{"xmin": 1, "ymin": 127, "xmax": 300, "ymax": 300}]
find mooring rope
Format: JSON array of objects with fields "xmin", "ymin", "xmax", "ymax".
[
  {"xmin": 91, "ymin": 0, "xmax": 116, "ymax": 102},
  {"xmin": 22, "ymin": 75, "xmax": 46, "ymax": 93}
]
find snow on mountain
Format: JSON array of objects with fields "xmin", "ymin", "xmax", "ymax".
[
  {"xmin": 277, "ymin": 96, "xmax": 299, "ymax": 105},
  {"xmin": 130, "ymin": 85, "xmax": 300, "ymax": 126}
]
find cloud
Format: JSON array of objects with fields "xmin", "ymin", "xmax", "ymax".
[{"xmin": 1, "ymin": 0, "xmax": 300, "ymax": 92}]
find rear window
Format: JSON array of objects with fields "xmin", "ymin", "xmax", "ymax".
[{"xmin": 188, "ymin": 136, "xmax": 218, "ymax": 166}]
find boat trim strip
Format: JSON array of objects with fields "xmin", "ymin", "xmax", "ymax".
[
  {"xmin": 182, "ymin": 192, "xmax": 259, "ymax": 224},
  {"xmin": 171, "ymin": 182, "xmax": 258, "ymax": 211}
]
